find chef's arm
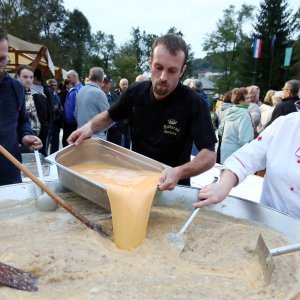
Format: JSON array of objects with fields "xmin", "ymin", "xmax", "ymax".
[{"xmin": 193, "ymin": 169, "xmax": 238, "ymax": 208}]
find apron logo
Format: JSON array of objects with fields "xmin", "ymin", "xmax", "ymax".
[{"xmin": 163, "ymin": 119, "xmax": 180, "ymax": 136}]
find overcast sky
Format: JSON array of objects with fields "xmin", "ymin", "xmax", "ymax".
[{"xmin": 64, "ymin": 0, "xmax": 299, "ymax": 58}]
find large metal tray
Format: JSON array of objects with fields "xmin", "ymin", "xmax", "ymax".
[{"xmin": 45, "ymin": 139, "xmax": 166, "ymax": 211}]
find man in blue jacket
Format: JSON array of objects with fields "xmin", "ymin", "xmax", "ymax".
[
  {"xmin": 0, "ymin": 27, "xmax": 42, "ymax": 185},
  {"xmin": 62, "ymin": 70, "xmax": 83, "ymax": 147}
]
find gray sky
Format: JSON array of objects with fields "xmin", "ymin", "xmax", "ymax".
[{"xmin": 64, "ymin": 0, "xmax": 299, "ymax": 58}]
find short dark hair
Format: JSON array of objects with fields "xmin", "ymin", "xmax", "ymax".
[
  {"xmin": 34, "ymin": 68, "xmax": 42, "ymax": 81},
  {"xmin": 16, "ymin": 64, "xmax": 34, "ymax": 76},
  {"xmin": 286, "ymin": 80, "xmax": 300, "ymax": 96},
  {"xmin": 151, "ymin": 33, "xmax": 189, "ymax": 66},
  {"xmin": 0, "ymin": 27, "xmax": 8, "ymax": 42}
]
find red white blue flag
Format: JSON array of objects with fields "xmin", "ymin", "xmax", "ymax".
[{"xmin": 253, "ymin": 39, "xmax": 263, "ymax": 59}]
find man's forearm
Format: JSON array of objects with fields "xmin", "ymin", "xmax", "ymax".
[
  {"xmin": 176, "ymin": 149, "xmax": 216, "ymax": 180},
  {"xmin": 90, "ymin": 111, "xmax": 114, "ymax": 134}
]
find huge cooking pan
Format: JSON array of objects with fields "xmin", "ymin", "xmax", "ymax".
[
  {"xmin": 0, "ymin": 180, "xmax": 299, "ymax": 242},
  {"xmin": 43, "ymin": 139, "xmax": 300, "ymax": 241}
]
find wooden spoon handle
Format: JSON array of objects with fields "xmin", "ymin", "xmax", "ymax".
[{"xmin": 0, "ymin": 145, "xmax": 108, "ymax": 236}]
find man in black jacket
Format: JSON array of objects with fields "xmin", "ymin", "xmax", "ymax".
[
  {"xmin": 268, "ymin": 79, "xmax": 300, "ymax": 125},
  {"xmin": 67, "ymin": 34, "xmax": 216, "ymax": 190},
  {"xmin": 0, "ymin": 27, "xmax": 42, "ymax": 185}
]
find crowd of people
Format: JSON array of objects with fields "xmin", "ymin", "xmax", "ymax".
[{"xmin": 1, "ymin": 25, "xmax": 300, "ymax": 218}]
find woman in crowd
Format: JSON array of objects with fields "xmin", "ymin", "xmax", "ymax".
[
  {"xmin": 216, "ymin": 90, "xmax": 233, "ymax": 163},
  {"xmin": 257, "ymin": 89, "xmax": 275, "ymax": 133},
  {"xmin": 219, "ymin": 87, "xmax": 254, "ymax": 164}
]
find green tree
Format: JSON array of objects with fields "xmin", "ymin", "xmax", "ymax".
[
  {"xmin": 0, "ymin": 0, "xmax": 66, "ymax": 41},
  {"xmin": 289, "ymin": 7, "xmax": 300, "ymax": 79},
  {"xmin": 61, "ymin": 9, "xmax": 92, "ymax": 78},
  {"xmin": 203, "ymin": 4, "xmax": 254, "ymax": 92},
  {"xmin": 0, "ymin": 0, "xmax": 68, "ymax": 75},
  {"xmin": 111, "ymin": 53, "xmax": 141, "ymax": 84},
  {"xmin": 252, "ymin": 0, "xmax": 296, "ymax": 95},
  {"xmin": 91, "ymin": 31, "xmax": 116, "ymax": 72},
  {"xmin": 166, "ymin": 27, "xmax": 194, "ymax": 79},
  {"xmin": 129, "ymin": 27, "xmax": 157, "ymax": 71}
]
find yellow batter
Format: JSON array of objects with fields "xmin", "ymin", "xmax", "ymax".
[{"xmin": 69, "ymin": 162, "xmax": 160, "ymax": 249}]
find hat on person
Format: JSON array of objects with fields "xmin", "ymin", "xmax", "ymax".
[{"xmin": 104, "ymin": 74, "xmax": 112, "ymax": 83}]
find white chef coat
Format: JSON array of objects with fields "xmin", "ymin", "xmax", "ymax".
[{"xmin": 223, "ymin": 112, "xmax": 300, "ymax": 218}]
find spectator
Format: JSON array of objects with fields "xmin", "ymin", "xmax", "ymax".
[
  {"xmin": 246, "ymin": 85, "xmax": 261, "ymax": 138},
  {"xmin": 62, "ymin": 70, "xmax": 83, "ymax": 147},
  {"xmin": 135, "ymin": 74, "xmax": 149, "ymax": 82},
  {"xmin": 0, "ymin": 27, "xmax": 42, "ymax": 185},
  {"xmin": 257, "ymin": 89, "xmax": 275, "ymax": 133},
  {"xmin": 101, "ymin": 74, "xmax": 124, "ymax": 145},
  {"xmin": 75, "ymin": 67, "xmax": 109, "ymax": 139},
  {"xmin": 216, "ymin": 90, "xmax": 233, "ymax": 163},
  {"xmin": 189, "ymin": 79, "xmax": 210, "ymax": 108},
  {"xmin": 31, "ymin": 71, "xmax": 52, "ymax": 157},
  {"xmin": 219, "ymin": 88, "xmax": 254, "ymax": 164},
  {"xmin": 47, "ymin": 79, "xmax": 63, "ymax": 153},
  {"xmin": 268, "ymin": 79, "xmax": 300, "ymax": 125},
  {"xmin": 16, "ymin": 65, "xmax": 40, "ymax": 137},
  {"xmin": 113, "ymin": 78, "xmax": 131, "ymax": 149}
]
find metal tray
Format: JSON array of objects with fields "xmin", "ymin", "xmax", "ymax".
[{"xmin": 46, "ymin": 139, "xmax": 166, "ymax": 211}]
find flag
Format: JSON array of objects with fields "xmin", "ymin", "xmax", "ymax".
[
  {"xmin": 253, "ymin": 39, "xmax": 263, "ymax": 59},
  {"xmin": 271, "ymin": 35, "xmax": 276, "ymax": 48},
  {"xmin": 284, "ymin": 47, "xmax": 293, "ymax": 67}
]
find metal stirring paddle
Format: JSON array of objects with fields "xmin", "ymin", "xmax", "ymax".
[
  {"xmin": 166, "ymin": 177, "xmax": 218, "ymax": 252},
  {"xmin": 34, "ymin": 150, "xmax": 58, "ymax": 211}
]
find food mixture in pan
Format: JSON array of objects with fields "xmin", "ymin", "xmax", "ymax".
[{"xmin": 0, "ymin": 193, "xmax": 300, "ymax": 299}]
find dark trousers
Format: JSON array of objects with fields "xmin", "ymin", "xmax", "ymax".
[
  {"xmin": 107, "ymin": 126, "xmax": 123, "ymax": 146},
  {"xmin": 107, "ymin": 125, "xmax": 131, "ymax": 149},
  {"xmin": 50, "ymin": 121, "xmax": 61, "ymax": 154},
  {"xmin": 62, "ymin": 123, "xmax": 77, "ymax": 147},
  {"xmin": 216, "ymin": 135, "xmax": 222, "ymax": 164}
]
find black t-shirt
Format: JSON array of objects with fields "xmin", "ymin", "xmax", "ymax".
[{"xmin": 108, "ymin": 81, "xmax": 217, "ymax": 168}]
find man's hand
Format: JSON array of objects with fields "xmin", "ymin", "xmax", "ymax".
[
  {"xmin": 22, "ymin": 135, "xmax": 42, "ymax": 150},
  {"xmin": 158, "ymin": 167, "xmax": 182, "ymax": 191},
  {"xmin": 67, "ymin": 122, "xmax": 93, "ymax": 146}
]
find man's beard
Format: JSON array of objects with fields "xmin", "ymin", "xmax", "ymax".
[{"xmin": 153, "ymin": 81, "xmax": 169, "ymax": 96}]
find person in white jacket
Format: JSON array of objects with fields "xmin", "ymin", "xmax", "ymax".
[
  {"xmin": 247, "ymin": 85, "xmax": 261, "ymax": 137},
  {"xmin": 194, "ymin": 107, "xmax": 300, "ymax": 218}
]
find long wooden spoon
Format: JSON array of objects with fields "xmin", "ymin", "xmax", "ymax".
[{"xmin": 0, "ymin": 145, "xmax": 110, "ymax": 238}]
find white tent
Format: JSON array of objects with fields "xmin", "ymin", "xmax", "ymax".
[{"xmin": 6, "ymin": 33, "xmax": 66, "ymax": 80}]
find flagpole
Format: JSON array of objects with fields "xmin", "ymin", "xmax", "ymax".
[
  {"xmin": 268, "ymin": 45, "xmax": 274, "ymax": 89},
  {"xmin": 268, "ymin": 35, "xmax": 276, "ymax": 90},
  {"xmin": 252, "ymin": 38, "xmax": 262, "ymax": 85},
  {"xmin": 252, "ymin": 58, "xmax": 257, "ymax": 85}
]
